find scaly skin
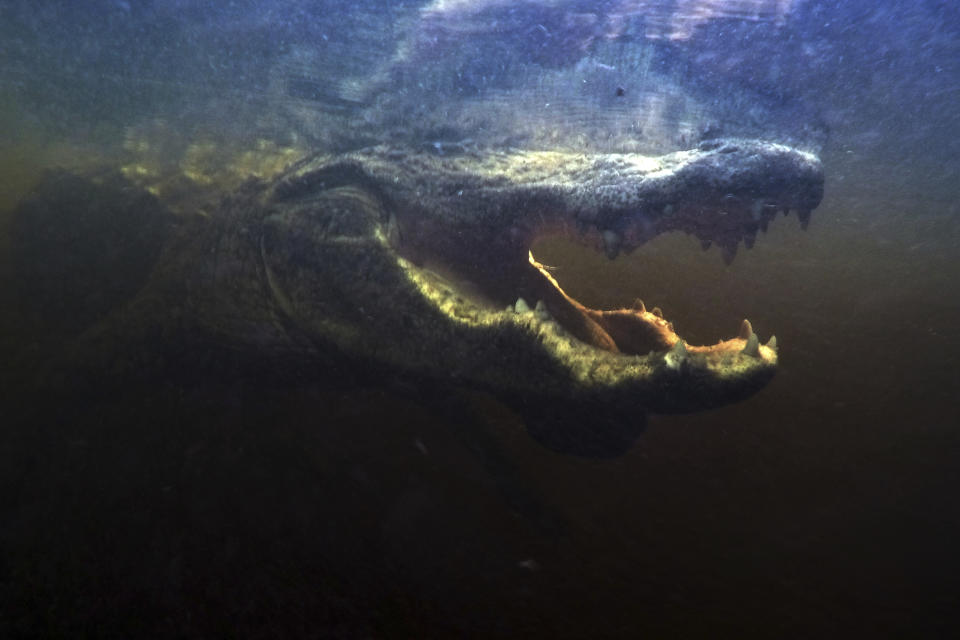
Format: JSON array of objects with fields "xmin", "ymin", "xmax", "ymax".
[{"xmin": 17, "ymin": 139, "xmax": 823, "ymax": 455}]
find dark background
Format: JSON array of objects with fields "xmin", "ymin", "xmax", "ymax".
[{"xmin": 1, "ymin": 1, "xmax": 958, "ymax": 636}]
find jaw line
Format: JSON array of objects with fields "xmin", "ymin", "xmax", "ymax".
[{"xmin": 390, "ymin": 222, "xmax": 778, "ymax": 368}]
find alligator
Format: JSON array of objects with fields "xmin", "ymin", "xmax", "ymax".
[{"xmin": 11, "ymin": 137, "xmax": 823, "ymax": 456}]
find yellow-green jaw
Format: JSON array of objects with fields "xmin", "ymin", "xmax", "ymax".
[
  {"xmin": 260, "ymin": 141, "xmax": 819, "ymax": 455},
  {"xmin": 393, "ymin": 243, "xmax": 778, "ymax": 415}
]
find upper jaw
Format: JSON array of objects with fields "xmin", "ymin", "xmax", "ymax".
[
  {"xmin": 553, "ymin": 138, "xmax": 824, "ymax": 262},
  {"xmin": 391, "ymin": 136, "xmax": 823, "ymax": 270}
]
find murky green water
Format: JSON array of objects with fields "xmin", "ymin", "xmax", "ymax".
[{"xmin": 2, "ymin": 1, "xmax": 958, "ymax": 637}]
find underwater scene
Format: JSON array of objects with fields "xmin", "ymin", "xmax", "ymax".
[{"xmin": 1, "ymin": 0, "xmax": 958, "ymax": 636}]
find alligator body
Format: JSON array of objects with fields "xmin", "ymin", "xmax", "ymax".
[{"xmin": 12, "ymin": 138, "xmax": 822, "ymax": 456}]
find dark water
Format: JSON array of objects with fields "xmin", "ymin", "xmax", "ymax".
[{"xmin": 2, "ymin": 1, "xmax": 959, "ymax": 637}]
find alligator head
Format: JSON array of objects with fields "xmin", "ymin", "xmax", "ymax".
[
  {"xmin": 258, "ymin": 138, "xmax": 823, "ymax": 455},
  {"xmin": 3, "ymin": 2, "xmax": 828, "ymax": 465}
]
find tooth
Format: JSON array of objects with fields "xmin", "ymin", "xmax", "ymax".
[
  {"xmin": 744, "ymin": 227, "xmax": 757, "ymax": 249},
  {"xmin": 739, "ymin": 318, "xmax": 753, "ymax": 340},
  {"xmin": 741, "ymin": 332, "xmax": 760, "ymax": 357},
  {"xmin": 664, "ymin": 339, "xmax": 687, "ymax": 371},
  {"xmin": 766, "ymin": 335, "xmax": 778, "ymax": 352},
  {"xmin": 602, "ymin": 230, "xmax": 621, "ymax": 259},
  {"xmin": 632, "ymin": 298, "xmax": 646, "ymax": 312},
  {"xmin": 701, "ymin": 238, "xmax": 712, "ymax": 251},
  {"xmin": 798, "ymin": 209, "xmax": 812, "ymax": 230},
  {"xmin": 652, "ymin": 306, "xmax": 663, "ymax": 318},
  {"xmin": 722, "ymin": 243, "xmax": 738, "ymax": 265},
  {"xmin": 759, "ymin": 218, "xmax": 769, "ymax": 232},
  {"xmin": 534, "ymin": 300, "xmax": 551, "ymax": 320},
  {"xmin": 781, "ymin": 207, "xmax": 790, "ymax": 217},
  {"xmin": 751, "ymin": 200, "xmax": 763, "ymax": 221},
  {"xmin": 514, "ymin": 297, "xmax": 530, "ymax": 313},
  {"xmin": 387, "ymin": 212, "xmax": 402, "ymax": 246}
]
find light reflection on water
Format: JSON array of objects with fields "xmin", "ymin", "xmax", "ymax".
[{"xmin": 1, "ymin": 1, "xmax": 958, "ymax": 636}]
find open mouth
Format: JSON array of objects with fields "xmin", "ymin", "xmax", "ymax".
[
  {"xmin": 524, "ymin": 248, "xmax": 774, "ymax": 361},
  {"xmin": 396, "ymin": 224, "xmax": 778, "ymax": 387},
  {"xmin": 264, "ymin": 138, "xmax": 822, "ymax": 412},
  {"xmin": 389, "ymin": 139, "xmax": 822, "ymax": 374}
]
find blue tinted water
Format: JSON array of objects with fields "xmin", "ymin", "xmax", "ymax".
[{"xmin": 1, "ymin": 1, "xmax": 958, "ymax": 636}]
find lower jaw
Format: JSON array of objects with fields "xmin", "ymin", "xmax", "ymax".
[{"xmin": 399, "ymin": 234, "xmax": 777, "ymax": 363}]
